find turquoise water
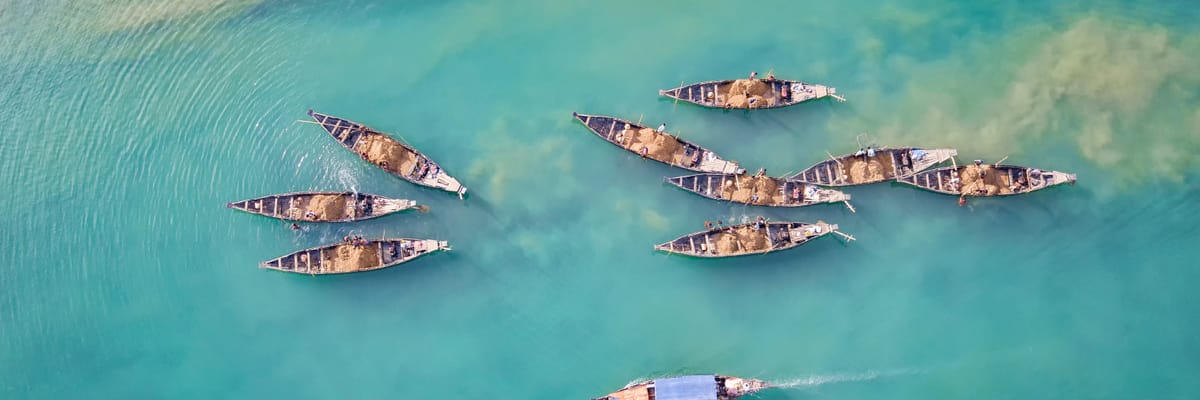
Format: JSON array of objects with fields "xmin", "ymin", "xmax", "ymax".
[{"xmin": 2, "ymin": 0, "xmax": 1198, "ymax": 398}]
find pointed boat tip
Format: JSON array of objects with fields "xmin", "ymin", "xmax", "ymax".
[{"xmin": 306, "ymin": 109, "xmax": 314, "ymax": 116}]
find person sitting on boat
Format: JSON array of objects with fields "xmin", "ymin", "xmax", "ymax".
[
  {"xmin": 973, "ymin": 159, "xmax": 986, "ymax": 178},
  {"xmin": 949, "ymin": 176, "xmax": 961, "ymax": 191},
  {"xmin": 750, "ymin": 193, "xmax": 760, "ymax": 204},
  {"xmin": 765, "ymin": 72, "xmax": 775, "ymax": 81},
  {"xmin": 378, "ymin": 160, "xmax": 389, "ymax": 170},
  {"xmin": 854, "ymin": 148, "xmax": 866, "ymax": 157},
  {"xmin": 756, "ymin": 168, "xmax": 767, "ymax": 177},
  {"xmin": 705, "ymin": 221, "xmax": 713, "ymax": 230},
  {"xmin": 640, "ymin": 146, "xmax": 649, "ymax": 160},
  {"xmin": 780, "ymin": 86, "xmax": 790, "ymax": 100},
  {"xmin": 866, "ymin": 146, "xmax": 876, "ymax": 157},
  {"xmin": 755, "ymin": 216, "xmax": 766, "ymax": 229},
  {"xmin": 656, "ymin": 123, "xmax": 666, "ymax": 133},
  {"xmin": 749, "ymin": 71, "xmax": 757, "ymax": 80},
  {"xmin": 706, "ymin": 90, "xmax": 715, "ymax": 103},
  {"xmin": 1010, "ymin": 172, "xmax": 1028, "ymax": 192}
]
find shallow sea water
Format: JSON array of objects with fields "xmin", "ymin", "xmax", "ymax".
[{"xmin": 1, "ymin": 0, "xmax": 1198, "ymax": 398}]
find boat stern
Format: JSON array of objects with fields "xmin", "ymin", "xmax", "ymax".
[
  {"xmin": 722, "ymin": 377, "xmax": 770, "ymax": 396},
  {"xmin": 428, "ymin": 172, "xmax": 467, "ymax": 199},
  {"xmin": 906, "ymin": 148, "xmax": 959, "ymax": 175},
  {"xmin": 814, "ymin": 186, "xmax": 852, "ymax": 204},
  {"xmin": 697, "ymin": 154, "xmax": 742, "ymax": 174}
]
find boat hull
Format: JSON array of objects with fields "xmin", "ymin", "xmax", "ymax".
[
  {"xmin": 665, "ymin": 173, "xmax": 849, "ymax": 207},
  {"xmin": 572, "ymin": 112, "xmax": 741, "ymax": 174},
  {"xmin": 307, "ymin": 110, "xmax": 467, "ymax": 199},
  {"xmin": 654, "ymin": 221, "xmax": 838, "ymax": 258},
  {"xmin": 259, "ymin": 239, "xmax": 450, "ymax": 275},
  {"xmin": 659, "ymin": 78, "xmax": 840, "ymax": 109},
  {"xmin": 897, "ymin": 164, "xmax": 1077, "ymax": 196},
  {"xmin": 226, "ymin": 191, "xmax": 418, "ymax": 222},
  {"xmin": 790, "ymin": 147, "xmax": 957, "ymax": 186},
  {"xmin": 595, "ymin": 375, "xmax": 769, "ymax": 400}
]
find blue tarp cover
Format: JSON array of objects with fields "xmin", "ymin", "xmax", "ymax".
[{"xmin": 654, "ymin": 375, "xmax": 716, "ymax": 400}]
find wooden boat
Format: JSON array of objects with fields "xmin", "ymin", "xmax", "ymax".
[
  {"xmin": 306, "ymin": 110, "xmax": 467, "ymax": 199},
  {"xmin": 665, "ymin": 171, "xmax": 851, "ymax": 208},
  {"xmin": 226, "ymin": 191, "xmax": 422, "ymax": 222},
  {"xmin": 260, "ymin": 238, "xmax": 450, "ymax": 275},
  {"xmin": 790, "ymin": 147, "xmax": 958, "ymax": 186},
  {"xmin": 594, "ymin": 374, "xmax": 769, "ymax": 400},
  {"xmin": 572, "ymin": 112, "xmax": 743, "ymax": 174},
  {"xmin": 896, "ymin": 162, "xmax": 1077, "ymax": 197},
  {"xmin": 659, "ymin": 76, "xmax": 845, "ymax": 109},
  {"xmin": 655, "ymin": 219, "xmax": 848, "ymax": 258}
]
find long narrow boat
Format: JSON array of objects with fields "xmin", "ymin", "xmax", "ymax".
[
  {"xmin": 226, "ymin": 191, "xmax": 422, "ymax": 222},
  {"xmin": 789, "ymin": 147, "xmax": 958, "ymax": 186},
  {"xmin": 594, "ymin": 375, "xmax": 769, "ymax": 400},
  {"xmin": 897, "ymin": 163, "xmax": 1077, "ymax": 197},
  {"xmin": 659, "ymin": 76, "xmax": 845, "ymax": 109},
  {"xmin": 306, "ymin": 110, "xmax": 467, "ymax": 199},
  {"xmin": 665, "ymin": 171, "xmax": 850, "ymax": 208},
  {"xmin": 260, "ymin": 238, "xmax": 450, "ymax": 275},
  {"xmin": 572, "ymin": 112, "xmax": 743, "ymax": 174},
  {"xmin": 655, "ymin": 220, "xmax": 846, "ymax": 258}
]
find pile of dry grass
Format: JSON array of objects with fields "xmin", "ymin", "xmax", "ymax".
[
  {"xmin": 355, "ymin": 134, "xmax": 416, "ymax": 175},
  {"xmin": 324, "ymin": 243, "xmax": 381, "ymax": 272},
  {"xmin": 847, "ymin": 159, "xmax": 886, "ymax": 183},
  {"xmin": 621, "ymin": 127, "xmax": 682, "ymax": 163},
  {"xmin": 724, "ymin": 79, "xmax": 770, "ymax": 108},
  {"xmin": 721, "ymin": 174, "xmax": 779, "ymax": 204},
  {"xmin": 959, "ymin": 164, "xmax": 1006, "ymax": 195},
  {"xmin": 306, "ymin": 194, "xmax": 349, "ymax": 220},
  {"xmin": 711, "ymin": 226, "xmax": 770, "ymax": 254}
]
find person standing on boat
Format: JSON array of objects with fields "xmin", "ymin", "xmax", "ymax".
[
  {"xmin": 749, "ymin": 71, "xmax": 757, "ymax": 80},
  {"xmin": 974, "ymin": 159, "xmax": 986, "ymax": 178},
  {"xmin": 656, "ymin": 123, "xmax": 666, "ymax": 133}
]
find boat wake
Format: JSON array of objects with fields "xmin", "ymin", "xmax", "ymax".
[{"xmin": 770, "ymin": 368, "xmax": 921, "ymax": 389}]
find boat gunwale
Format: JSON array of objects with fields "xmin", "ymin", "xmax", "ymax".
[
  {"xmin": 664, "ymin": 173, "xmax": 849, "ymax": 208},
  {"xmin": 897, "ymin": 164, "xmax": 1077, "ymax": 196},
  {"xmin": 307, "ymin": 110, "xmax": 467, "ymax": 197},
  {"xmin": 653, "ymin": 221, "xmax": 836, "ymax": 258},
  {"xmin": 571, "ymin": 112, "xmax": 739, "ymax": 173},
  {"xmin": 258, "ymin": 238, "xmax": 449, "ymax": 274},
  {"xmin": 226, "ymin": 191, "xmax": 415, "ymax": 223},
  {"xmin": 658, "ymin": 78, "xmax": 832, "ymax": 109}
]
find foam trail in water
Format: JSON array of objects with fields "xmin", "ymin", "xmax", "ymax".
[{"xmin": 770, "ymin": 368, "xmax": 922, "ymax": 389}]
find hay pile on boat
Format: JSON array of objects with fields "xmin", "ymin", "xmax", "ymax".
[
  {"xmin": 620, "ymin": 127, "xmax": 681, "ymax": 163},
  {"xmin": 324, "ymin": 243, "xmax": 381, "ymax": 272},
  {"xmin": 355, "ymin": 134, "xmax": 417, "ymax": 175},
  {"xmin": 725, "ymin": 79, "xmax": 769, "ymax": 108},
  {"xmin": 721, "ymin": 174, "xmax": 779, "ymax": 205},
  {"xmin": 306, "ymin": 194, "xmax": 349, "ymax": 220},
  {"xmin": 847, "ymin": 159, "xmax": 886, "ymax": 183},
  {"xmin": 959, "ymin": 164, "xmax": 1008, "ymax": 196},
  {"xmin": 715, "ymin": 232, "xmax": 739, "ymax": 254},
  {"xmin": 711, "ymin": 226, "xmax": 770, "ymax": 254}
]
